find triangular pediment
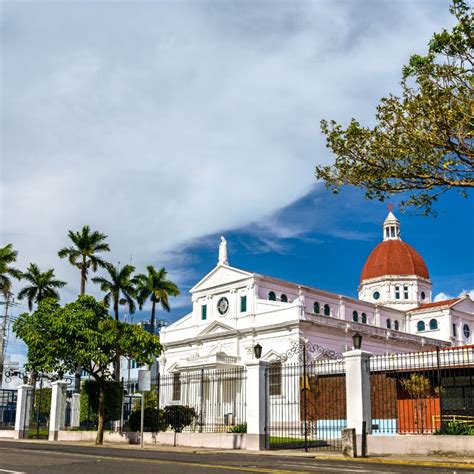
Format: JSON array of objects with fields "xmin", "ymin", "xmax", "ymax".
[
  {"xmin": 262, "ymin": 349, "xmax": 282, "ymax": 362},
  {"xmin": 191, "ymin": 264, "xmax": 254, "ymax": 293},
  {"xmin": 197, "ymin": 320, "xmax": 234, "ymax": 337}
]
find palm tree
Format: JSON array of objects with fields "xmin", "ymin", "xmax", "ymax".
[
  {"xmin": 135, "ymin": 266, "xmax": 180, "ymax": 330},
  {"xmin": 92, "ymin": 263, "xmax": 136, "ymax": 381},
  {"xmin": 92, "ymin": 263, "xmax": 136, "ymax": 321},
  {"xmin": 58, "ymin": 225, "xmax": 110, "ymax": 295},
  {"xmin": 0, "ymin": 244, "xmax": 22, "ymax": 297},
  {"xmin": 17, "ymin": 263, "xmax": 67, "ymax": 311}
]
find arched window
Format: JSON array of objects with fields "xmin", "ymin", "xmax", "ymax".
[
  {"xmin": 268, "ymin": 291, "xmax": 276, "ymax": 301},
  {"xmin": 324, "ymin": 304, "xmax": 330, "ymax": 316},
  {"xmin": 394, "ymin": 320, "xmax": 399, "ymax": 330},
  {"xmin": 421, "ymin": 291, "xmax": 426, "ymax": 300},
  {"xmin": 352, "ymin": 311, "xmax": 359, "ymax": 322},
  {"xmin": 429, "ymin": 319, "xmax": 438, "ymax": 330},
  {"xmin": 313, "ymin": 302, "xmax": 320, "ymax": 314},
  {"xmin": 361, "ymin": 313, "xmax": 367, "ymax": 324},
  {"xmin": 417, "ymin": 321, "xmax": 425, "ymax": 332},
  {"xmin": 463, "ymin": 324, "xmax": 470, "ymax": 339},
  {"xmin": 280, "ymin": 294, "xmax": 288, "ymax": 302},
  {"xmin": 386, "ymin": 319, "xmax": 391, "ymax": 329}
]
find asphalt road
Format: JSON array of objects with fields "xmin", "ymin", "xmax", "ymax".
[{"xmin": 0, "ymin": 441, "xmax": 472, "ymax": 474}]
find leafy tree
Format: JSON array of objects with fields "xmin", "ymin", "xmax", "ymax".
[
  {"xmin": 80, "ymin": 379, "xmax": 123, "ymax": 426},
  {"xmin": 316, "ymin": 0, "xmax": 473, "ymax": 215},
  {"xmin": 164, "ymin": 405, "xmax": 196, "ymax": 433},
  {"xmin": 13, "ymin": 296, "xmax": 162, "ymax": 445},
  {"xmin": 134, "ymin": 266, "xmax": 179, "ymax": 330},
  {"xmin": 58, "ymin": 225, "xmax": 110, "ymax": 295},
  {"xmin": 0, "ymin": 244, "xmax": 22, "ymax": 297},
  {"xmin": 17, "ymin": 263, "xmax": 67, "ymax": 311}
]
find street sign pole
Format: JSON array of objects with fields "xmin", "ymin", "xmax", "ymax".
[{"xmin": 138, "ymin": 367, "xmax": 151, "ymax": 448}]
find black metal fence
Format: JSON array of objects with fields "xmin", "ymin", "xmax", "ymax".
[
  {"xmin": 0, "ymin": 389, "xmax": 17, "ymax": 429},
  {"xmin": 157, "ymin": 367, "xmax": 247, "ymax": 433},
  {"xmin": 24, "ymin": 383, "xmax": 51, "ymax": 439},
  {"xmin": 370, "ymin": 346, "xmax": 474, "ymax": 435},
  {"xmin": 266, "ymin": 359, "xmax": 346, "ymax": 451}
]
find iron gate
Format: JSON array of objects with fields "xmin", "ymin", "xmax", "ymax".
[
  {"xmin": 265, "ymin": 358, "xmax": 346, "ymax": 451},
  {"xmin": 24, "ymin": 382, "xmax": 50, "ymax": 439},
  {"xmin": 0, "ymin": 389, "xmax": 17, "ymax": 429}
]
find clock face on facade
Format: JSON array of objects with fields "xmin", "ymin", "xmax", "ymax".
[{"xmin": 217, "ymin": 297, "xmax": 229, "ymax": 316}]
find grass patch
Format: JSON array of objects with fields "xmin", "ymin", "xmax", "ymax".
[{"xmin": 269, "ymin": 436, "xmax": 329, "ymax": 448}]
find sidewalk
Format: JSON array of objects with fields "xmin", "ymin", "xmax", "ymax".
[{"xmin": 3, "ymin": 438, "xmax": 474, "ymax": 470}]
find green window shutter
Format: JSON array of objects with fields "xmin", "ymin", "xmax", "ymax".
[
  {"xmin": 240, "ymin": 296, "xmax": 247, "ymax": 312},
  {"xmin": 201, "ymin": 304, "xmax": 207, "ymax": 320}
]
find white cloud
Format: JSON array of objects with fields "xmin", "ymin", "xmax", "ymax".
[
  {"xmin": 1, "ymin": 1, "xmax": 453, "ymax": 300},
  {"xmin": 434, "ymin": 290, "xmax": 474, "ymax": 302}
]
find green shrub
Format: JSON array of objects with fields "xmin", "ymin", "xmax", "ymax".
[
  {"xmin": 80, "ymin": 380, "xmax": 123, "ymax": 423},
  {"xmin": 163, "ymin": 405, "xmax": 196, "ymax": 433},
  {"xmin": 434, "ymin": 421, "xmax": 474, "ymax": 435},
  {"xmin": 229, "ymin": 423, "xmax": 247, "ymax": 433},
  {"xmin": 128, "ymin": 408, "xmax": 168, "ymax": 432}
]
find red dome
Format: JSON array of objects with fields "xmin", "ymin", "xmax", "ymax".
[{"xmin": 360, "ymin": 240, "xmax": 429, "ymax": 282}]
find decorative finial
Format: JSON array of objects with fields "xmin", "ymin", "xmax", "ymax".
[
  {"xmin": 387, "ymin": 203, "xmax": 394, "ymax": 212},
  {"xmin": 218, "ymin": 236, "xmax": 228, "ymax": 265}
]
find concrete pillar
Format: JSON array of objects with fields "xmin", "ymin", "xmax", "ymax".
[
  {"xmin": 49, "ymin": 381, "xmax": 68, "ymax": 440},
  {"xmin": 14, "ymin": 384, "xmax": 33, "ymax": 439},
  {"xmin": 245, "ymin": 360, "xmax": 269, "ymax": 450},
  {"xmin": 70, "ymin": 393, "xmax": 81, "ymax": 428},
  {"xmin": 343, "ymin": 349, "xmax": 372, "ymax": 435}
]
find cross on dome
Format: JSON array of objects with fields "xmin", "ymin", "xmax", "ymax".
[{"xmin": 383, "ymin": 210, "xmax": 400, "ymax": 241}]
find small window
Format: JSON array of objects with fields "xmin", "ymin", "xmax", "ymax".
[
  {"xmin": 421, "ymin": 291, "xmax": 426, "ymax": 300},
  {"xmin": 280, "ymin": 294, "xmax": 288, "ymax": 303},
  {"xmin": 172, "ymin": 373, "xmax": 181, "ymax": 401},
  {"xmin": 201, "ymin": 304, "xmax": 207, "ymax": 320},
  {"xmin": 240, "ymin": 295, "xmax": 247, "ymax": 312},
  {"xmin": 361, "ymin": 313, "xmax": 367, "ymax": 324},
  {"xmin": 352, "ymin": 311, "xmax": 358, "ymax": 322},
  {"xmin": 390, "ymin": 227, "xmax": 395, "ymax": 237},
  {"xmin": 453, "ymin": 323, "xmax": 457, "ymax": 337},
  {"xmin": 395, "ymin": 286, "xmax": 400, "ymax": 300},
  {"xmin": 324, "ymin": 304, "xmax": 330, "ymax": 316},
  {"xmin": 373, "ymin": 291, "xmax": 380, "ymax": 300},
  {"xmin": 313, "ymin": 302, "xmax": 320, "ymax": 314},
  {"xmin": 417, "ymin": 321, "xmax": 425, "ymax": 332},
  {"xmin": 385, "ymin": 228, "xmax": 390, "ymax": 238},
  {"xmin": 429, "ymin": 319, "xmax": 438, "ymax": 330},
  {"xmin": 268, "ymin": 291, "xmax": 276, "ymax": 301},
  {"xmin": 464, "ymin": 324, "xmax": 471, "ymax": 339},
  {"xmin": 394, "ymin": 320, "xmax": 399, "ymax": 330},
  {"xmin": 404, "ymin": 285, "xmax": 409, "ymax": 300},
  {"xmin": 269, "ymin": 362, "xmax": 282, "ymax": 396},
  {"xmin": 386, "ymin": 319, "xmax": 391, "ymax": 329}
]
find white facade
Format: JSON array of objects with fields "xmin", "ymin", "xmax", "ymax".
[{"xmin": 161, "ymin": 214, "xmax": 474, "ymax": 377}]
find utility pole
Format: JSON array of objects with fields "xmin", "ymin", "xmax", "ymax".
[{"xmin": 0, "ymin": 292, "xmax": 12, "ymax": 389}]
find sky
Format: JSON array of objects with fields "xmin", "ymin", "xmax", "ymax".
[{"xmin": 1, "ymin": 1, "xmax": 473, "ymax": 364}]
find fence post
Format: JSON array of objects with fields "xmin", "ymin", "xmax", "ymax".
[
  {"xmin": 14, "ymin": 384, "xmax": 33, "ymax": 439},
  {"xmin": 343, "ymin": 349, "xmax": 372, "ymax": 452},
  {"xmin": 70, "ymin": 393, "xmax": 81, "ymax": 428},
  {"xmin": 49, "ymin": 381, "xmax": 68, "ymax": 440},
  {"xmin": 245, "ymin": 360, "xmax": 269, "ymax": 451}
]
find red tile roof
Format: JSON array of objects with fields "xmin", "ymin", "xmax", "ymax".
[
  {"xmin": 360, "ymin": 240, "xmax": 429, "ymax": 282},
  {"xmin": 408, "ymin": 297, "xmax": 462, "ymax": 312}
]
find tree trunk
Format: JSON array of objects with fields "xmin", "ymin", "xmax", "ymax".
[
  {"xmin": 151, "ymin": 299, "xmax": 156, "ymax": 332},
  {"xmin": 80, "ymin": 271, "xmax": 86, "ymax": 296},
  {"xmin": 113, "ymin": 296, "xmax": 121, "ymax": 381},
  {"xmin": 95, "ymin": 381, "xmax": 106, "ymax": 445}
]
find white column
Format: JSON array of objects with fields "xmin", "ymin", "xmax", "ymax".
[
  {"xmin": 49, "ymin": 381, "xmax": 68, "ymax": 440},
  {"xmin": 70, "ymin": 393, "xmax": 81, "ymax": 428},
  {"xmin": 343, "ymin": 349, "xmax": 372, "ymax": 435},
  {"xmin": 245, "ymin": 360, "xmax": 269, "ymax": 450},
  {"xmin": 14, "ymin": 384, "xmax": 33, "ymax": 439}
]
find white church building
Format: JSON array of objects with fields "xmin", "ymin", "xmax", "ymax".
[{"xmin": 160, "ymin": 212, "xmax": 474, "ymax": 375}]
